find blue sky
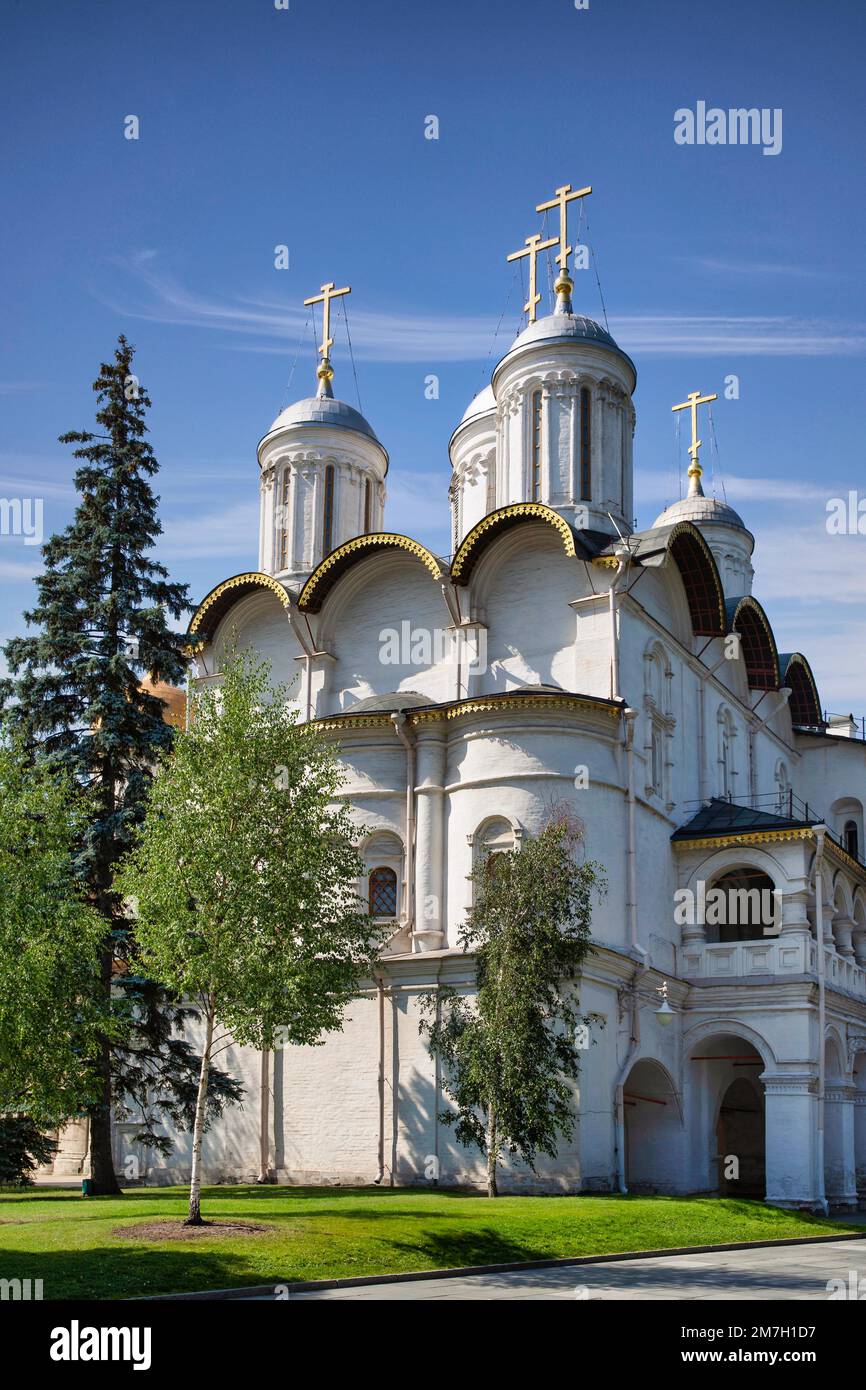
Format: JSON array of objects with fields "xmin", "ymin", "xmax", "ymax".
[{"xmin": 2, "ymin": 0, "xmax": 865, "ymax": 708}]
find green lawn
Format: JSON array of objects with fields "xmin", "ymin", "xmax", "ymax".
[{"xmin": 0, "ymin": 1185, "xmax": 860, "ymax": 1300}]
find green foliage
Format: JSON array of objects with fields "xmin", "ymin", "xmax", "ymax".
[
  {"xmin": 0, "ymin": 336, "xmax": 190, "ymax": 882},
  {"xmin": 0, "ymin": 734, "xmax": 110, "ymax": 1124},
  {"xmin": 117, "ymin": 646, "xmax": 386, "ymax": 1052},
  {"xmin": 0, "ymin": 337, "xmax": 214, "ymax": 1187},
  {"xmin": 421, "ymin": 813, "xmax": 605, "ymax": 1188},
  {"xmin": 0, "ymin": 1116, "xmax": 58, "ymax": 1187}
]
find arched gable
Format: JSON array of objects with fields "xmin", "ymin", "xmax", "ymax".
[
  {"xmin": 299, "ymin": 534, "xmax": 446, "ymax": 614},
  {"xmin": 726, "ymin": 596, "xmax": 780, "ymax": 691},
  {"xmin": 597, "ymin": 520, "xmax": 725, "ymax": 638},
  {"xmin": 779, "ymin": 652, "xmax": 824, "ymax": 729},
  {"xmin": 667, "ymin": 523, "xmax": 726, "ymax": 637},
  {"xmin": 451, "ymin": 502, "xmax": 584, "ymax": 586},
  {"xmin": 189, "ymin": 571, "xmax": 293, "ymax": 644}
]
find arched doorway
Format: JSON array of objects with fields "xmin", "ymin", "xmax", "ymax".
[
  {"xmin": 623, "ymin": 1058, "xmax": 682, "ymax": 1194},
  {"xmin": 716, "ymin": 1076, "xmax": 765, "ymax": 1196},
  {"xmin": 685, "ymin": 1031, "xmax": 767, "ymax": 1198}
]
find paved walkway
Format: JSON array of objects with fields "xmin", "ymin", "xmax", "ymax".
[{"xmin": 284, "ymin": 1238, "xmax": 866, "ymax": 1300}]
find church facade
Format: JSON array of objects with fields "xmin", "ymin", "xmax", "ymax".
[{"xmin": 104, "ymin": 195, "xmax": 866, "ymax": 1209}]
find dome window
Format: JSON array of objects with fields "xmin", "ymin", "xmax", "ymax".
[
  {"xmin": 530, "ymin": 389, "xmax": 543, "ymax": 501},
  {"xmin": 322, "ymin": 463, "xmax": 335, "ymax": 556},
  {"xmin": 580, "ymin": 386, "xmax": 592, "ymax": 501}
]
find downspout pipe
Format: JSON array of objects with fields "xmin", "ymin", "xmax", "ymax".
[
  {"xmin": 609, "ymin": 553, "xmax": 629, "ymax": 701},
  {"xmin": 374, "ymin": 973, "xmax": 386, "ymax": 1184},
  {"xmin": 813, "ymin": 824, "xmax": 829, "ymax": 1215},
  {"xmin": 391, "ymin": 713, "xmax": 416, "ymax": 939},
  {"xmin": 614, "ymin": 706, "xmax": 649, "ymax": 1193}
]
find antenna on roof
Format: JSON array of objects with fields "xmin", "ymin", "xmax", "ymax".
[{"xmin": 606, "ymin": 510, "xmax": 636, "ymax": 554}]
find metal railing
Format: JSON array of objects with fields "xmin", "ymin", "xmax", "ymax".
[{"xmin": 683, "ymin": 789, "xmax": 865, "ymax": 870}]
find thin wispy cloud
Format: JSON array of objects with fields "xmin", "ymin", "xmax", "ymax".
[
  {"xmin": 98, "ymin": 253, "xmax": 866, "ymax": 362},
  {"xmin": 0, "ymin": 382, "xmax": 44, "ymax": 396},
  {"xmin": 688, "ymin": 257, "xmax": 835, "ymax": 280},
  {"xmin": 156, "ymin": 500, "xmax": 260, "ymax": 562},
  {"xmin": 0, "ymin": 556, "xmax": 43, "ymax": 582},
  {"xmin": 635, "ymin": 470, "xmax": 832, "ymax": 506}
]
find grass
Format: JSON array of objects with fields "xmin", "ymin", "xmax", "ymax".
[{"xmin": 0, "ymin": 1185, "xmax": 860, "ymax": 1300}]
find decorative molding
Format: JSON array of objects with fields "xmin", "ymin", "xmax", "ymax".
[
  {"xmin": 298, "ymin": 533, "xmax": 445, "ymax": 612},
  {"xmin": 673, "ymin": 827, "xmax": 814, "ymax": 853},
  {"xmin": 313, "ymin": 690, "xmax": 623, "ymax": 733},
  {"xmin": 189, "ymin": 571, "xmax": 292, "ymax": 636},
  {"xmin": 451, "ymin": 502, "xmax": 577, "ymax": 583}
]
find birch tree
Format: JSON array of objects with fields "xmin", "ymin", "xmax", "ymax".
[
  {"xmin": 116, "ymin": 648, "xmax": 383, "ymax": 1223},
  {"xmin": 420, "ymin": 813, "xmax": 604, "ymax": 1196}
]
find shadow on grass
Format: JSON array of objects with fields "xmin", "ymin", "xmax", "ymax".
[{"xmin": 0, "ymin": 1245, "xmax": 296, "ymax": 1301}]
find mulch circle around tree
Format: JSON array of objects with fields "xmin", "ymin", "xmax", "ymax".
[{"xmin": 113, "ymin": 1219, "xmax": 272, "ymax": 1241}]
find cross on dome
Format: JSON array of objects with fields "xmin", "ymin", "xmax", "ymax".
[
  {"xmin": 506, "ymin": 232, "xmax": 558, "ymax": 324},
  {"xmin": 672, "ymin": 388, "xmax": 718, "ymax": 496},
  {"xmin": 303, "ymin": 280, "xmax": 351, "ymax": 399}
]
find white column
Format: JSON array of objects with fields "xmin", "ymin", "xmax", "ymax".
[
  {"xmin": 764, "ymin": 1076, "xmax": 822, "ymax": 1209},
  {"xmin": 825, "ymin": 1083, "xmax": 858, "ymax": 1210},
  {"xmin": 413, "ymin": 730, "xmax": 447, "ymax": 952}
]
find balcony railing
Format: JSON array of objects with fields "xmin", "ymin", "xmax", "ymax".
[{"xmin": 680, "ymin": 936, "xmax": 866, "ymax": 1002}]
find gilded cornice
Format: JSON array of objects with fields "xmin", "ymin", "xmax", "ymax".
[
  {"xmin": 298, "ymin": 533, "xmax": 445, "ymax": 612},
  {"xmin": 189, "ymin": 571, "xmax": 292, "ymax": 637},
  {"xmin": 451, "ymin": 502, "xmax": 578, "ymax": 584},
  {"xmin": 313, "ymin": 690, "xmax": 622, "ymax": 733}
]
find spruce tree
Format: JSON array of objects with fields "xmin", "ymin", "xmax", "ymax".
[{"xmin": 0, "ymin": 336, "xmax": 193, "ymax": 1194}]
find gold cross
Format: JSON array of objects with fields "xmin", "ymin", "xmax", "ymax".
[
  {"xmin": 535, "ymin": 183, "xmax": 592, "ymax": 272},
  {"xmin": 507, "ymin": 234, "xmax": 558, "ymax": 323},
  {"xmin": 671, "ymin": 389, "xmax": 718, "ymax": 476},
  {"xmin": 303, "ymin": 281, "xmax": 351, "ymax": 363}
]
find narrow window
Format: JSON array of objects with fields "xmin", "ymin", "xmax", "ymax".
[
  {"xmin": 530, "ymin": 390, "xmax": 542, "ymax": 501},
  {"xmin": 364, "ymin": 477, "xmax": 372, "ymax": 533},
  {"xmin": 651, "ymin": 726, "xmax": 663, "ymax": 796},
  {"xmin": 580, "ymin": 387, "xmax": 592, "ymax": 501},
  {"xmin": 844, "ymin": 820, "xmax": 859, "ymax": 859},
  {"xmin": 322, "ymin": 464, "xmax": 335, "ymax": 556},
  {"xmin": 369, "ymin": 866, "xmax": 398, "ymax": 917},
  {"xmin": 278, "ymin": 470, "xmax": 290, "ymax": 570}
]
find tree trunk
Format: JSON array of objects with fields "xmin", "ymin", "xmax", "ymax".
[
  {"xmin": 486, "ymin": 1106, "xmax": 498, "ymax": 1198},
  {"xmin": 88, "ymin": 947, "xmax": 122, "ymax": 1196},
  {"xmin": 186, "ymin": 1000, "xmax": 214, "ymax": 1226}
]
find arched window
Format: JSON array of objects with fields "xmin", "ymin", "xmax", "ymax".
[
  {"xmin": 471, "ymin": 817, "xmax": 516, "ymax": 901},
  {"xmin": 369, "ymin": 866, "xmax": 398, "ymax": 918},
  {"xmin": 530, "ymin": 390, "xmax": 543, "ymax": 501},
  {"xmin": 579, "ymin": 386, "xmax": 592, "ymax": 501},
  {"xmin": 363, "ymin": 477, "xmax": 372, "ymax": 533},
  {"xmin": 322, "ymin": 464, "xmax": 335, "ymax": 556},
  {"xmin": 643, "ymin": 641, "xmax": 674, "ymax": 804},
  {"xmin": 705, "ymin": 868, "xmax": 778, "ymax": 943},
  {"xmin": 718, "ymin": 708, "xmax": 737, "ymax": 800},
  {"xmin": 844, "ymin": 820, "xmax": 859, "ymax": 860}
]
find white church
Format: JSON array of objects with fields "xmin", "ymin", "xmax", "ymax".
[{"xmin": 83, "ymin": 188, "xmax": 866, "ymax": 1208}]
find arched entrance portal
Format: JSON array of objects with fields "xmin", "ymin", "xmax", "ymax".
[
  {"xmin": 717, "ymin": 1076, "xmax": 765, "ymax": 1196},
  {"xmin": 623, "ymin": 1058, "xmax": 682, "ymax": 1194},
  {"xmin": 685, "ymin": 1031, "xmax": 767, "ymax": 1199}
]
